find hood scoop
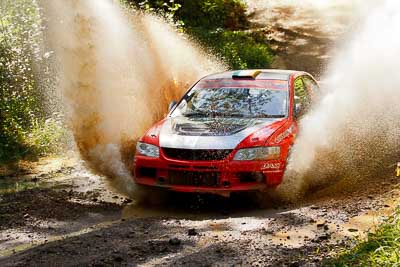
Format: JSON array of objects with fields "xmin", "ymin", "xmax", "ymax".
[{"xmin": 172, "ymin": 118, "xmax": 259, "ymax": 136}]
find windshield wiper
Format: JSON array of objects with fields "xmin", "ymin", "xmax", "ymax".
[
  {"xmin": 254, "ymin": 114, "xmax": 286, "ymax": 118},
  {"xmin": 183, "ymin": 112, "xmax": 210, "ymax": 117},
  {"xmin": 226, "ymin": 113, "xmax": 246, "ymax": 118},
  {"xmin": 206, "ymin": 112, "xmax": 246, "ymax": 118}
]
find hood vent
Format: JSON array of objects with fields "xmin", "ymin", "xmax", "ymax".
[{"xmin": 173, "ymin": 118, "xmax": 258, "ymax": 136}]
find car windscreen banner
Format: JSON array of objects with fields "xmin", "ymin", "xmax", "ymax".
[{"xmin": 196, "ymin": 79, "xmax": 288, "ymax": 90}]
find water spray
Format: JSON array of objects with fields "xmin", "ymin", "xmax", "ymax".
[
  {"xmin": 278, "ymin": 0, "xmax": 400, "ymax": 200},
  {"xmin": 42, "ymin": 0, "xmax": 224, "ymax": 196}
]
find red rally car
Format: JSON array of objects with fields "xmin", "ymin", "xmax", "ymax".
[{"xmin": 133, "ymin": 70, "xmax": 319, "ymax": 197}]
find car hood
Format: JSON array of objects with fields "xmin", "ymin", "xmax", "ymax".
[{"xmin": 159, "ymin": 116, "xmax": 285, "ymax": 150}]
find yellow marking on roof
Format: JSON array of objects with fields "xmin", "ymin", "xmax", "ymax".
[{"xmin": 233, "ymin": 70, "xmax": 262, "ymax": 78}]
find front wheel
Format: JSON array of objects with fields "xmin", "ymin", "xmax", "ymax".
[{"xmin": 252, "ymin": 189, "xmax": 281, "ymax": 209}]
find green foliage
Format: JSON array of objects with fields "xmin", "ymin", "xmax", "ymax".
[
  {"xmin": 190, "ymin": 28, "xmax": 273, "ymax": 69},
  {"xmin": 327, "ymin": 209, "xmax": 400, "ymax": 266},
  {"xmin": 25, "ymin": 115, "xmax": 67, "ymax": 157},
  {"xmin": 125, "ymin": 0, "xmax": 248, "ymax": 29},
  {"xmin": 175, "ymin": 0, "xmax": 248, "ymax": 30},
  {"xmin": 0, "ymin": 0, "xmax": 61, "ymax": 164},
  {"xmin": 122, "ymin": 0, "xmax": 183, "ymax": 27},
  {"xmin": 125, "ymin": 0, "xmax": 272, "ymax": 70}
]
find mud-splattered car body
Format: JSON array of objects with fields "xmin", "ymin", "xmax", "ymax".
[{"xmin": 133, "ymin": 70, "xmax": 319, "ymax": 196}]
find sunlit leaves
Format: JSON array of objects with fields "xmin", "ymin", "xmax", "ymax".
[{"xmin": 0, "ymin": 0, "xmax": 59, "ymax": 163}]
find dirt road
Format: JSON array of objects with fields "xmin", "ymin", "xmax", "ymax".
[
  {"xmin": 1, "ymin": 1, "xmax": 399, "ymax": 266},
  {"xmin": 246, "ymin": 0, "xmax": 357, "ymax": 78},
  {"xmin": 0, "ymin": 157, "xmax": 399, "ymax": 266}
]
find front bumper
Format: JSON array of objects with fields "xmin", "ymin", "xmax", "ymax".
[{"xmin": 133, "ymin": 153, "xmax": 286, "ymax": 196}]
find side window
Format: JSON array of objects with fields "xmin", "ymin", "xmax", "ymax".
[
  {"xmin": 303, "ymin": 76, "xmax": 320, "ymax": 97},
  {"xmin": 293, "ymin": 77, "xmax": 310, "ymax": 117}
]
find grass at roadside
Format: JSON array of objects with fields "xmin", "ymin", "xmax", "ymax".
[{"xmin": 326, "ymin": 208, "xmax": 400, "ymax": 266}]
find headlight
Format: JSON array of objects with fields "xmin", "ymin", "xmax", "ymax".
[
  {"xmin": 136, "ymin": 142, "xmax": 159, "ymax": 158},
  {"xmin": 233, "ymin": 146, "xmax": 280, "ymax": 161}
]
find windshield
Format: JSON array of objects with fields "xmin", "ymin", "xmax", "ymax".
[{"xmin": 171, "ymin": 80, "xmax": 288, "ymax": 119}]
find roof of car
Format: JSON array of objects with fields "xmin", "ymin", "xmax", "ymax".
[{"xmin": 204, "ymin": 69, "xmax": 305, "ymax": 81}]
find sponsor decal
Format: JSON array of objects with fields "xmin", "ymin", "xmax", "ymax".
[
  {"xmin": 262, "ymin": 163, "xmax": 281, "ymax": 170},
  {"xmin": 275, "ymin": 126, "xmax": 293, "ymax": 143}
]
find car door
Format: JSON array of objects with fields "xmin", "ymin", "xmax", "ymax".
[
  {"xmin": 286, "ymin": 76, "xmax": 309, "ymax": 147},
  {"xmin": 293, "ymin": 76, "xmax": 311, "ymax": 119}
]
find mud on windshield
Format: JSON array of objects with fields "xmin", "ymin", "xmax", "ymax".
[{"xmin": 171, "ymin": 80, "xmax": 289, "ymax": 119}]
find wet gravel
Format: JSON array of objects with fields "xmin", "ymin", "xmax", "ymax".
[
  {"xmin": 0, "ymin": 157, "xmax": 398, "ymax": 266},
  {"xmin": 0, "ymin": 188, "xmax": 120, "ymax": 231}
]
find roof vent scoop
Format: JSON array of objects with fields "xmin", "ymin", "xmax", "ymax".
[{"xmin": 232, "ymin": 70, "xmax": 262, "ymax": 79}]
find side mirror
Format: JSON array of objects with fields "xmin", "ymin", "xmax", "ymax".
[
  {"xmin": 168, "ymin": 100, "xmax": 177, "ymax": 112},
  {"xmin": 294, "ymin": 103, "xmax": 303, "ymax": 119}
]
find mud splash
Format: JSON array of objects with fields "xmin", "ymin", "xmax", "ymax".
[
  {"xmin": 280, "ymin": 0, "xmax": 400, "ymax": 200},
  {"xmin": 43, "ymin": 0, "xmax": 224, "ymax": 196}
]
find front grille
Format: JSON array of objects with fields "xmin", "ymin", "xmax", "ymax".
[
  {"xmin": 162, "ymin": 148, "xmax": 232, "ymax": 161},
  {"xmin": 168, "ymin": 170, "xmax": 220, "ymax": 187}
]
